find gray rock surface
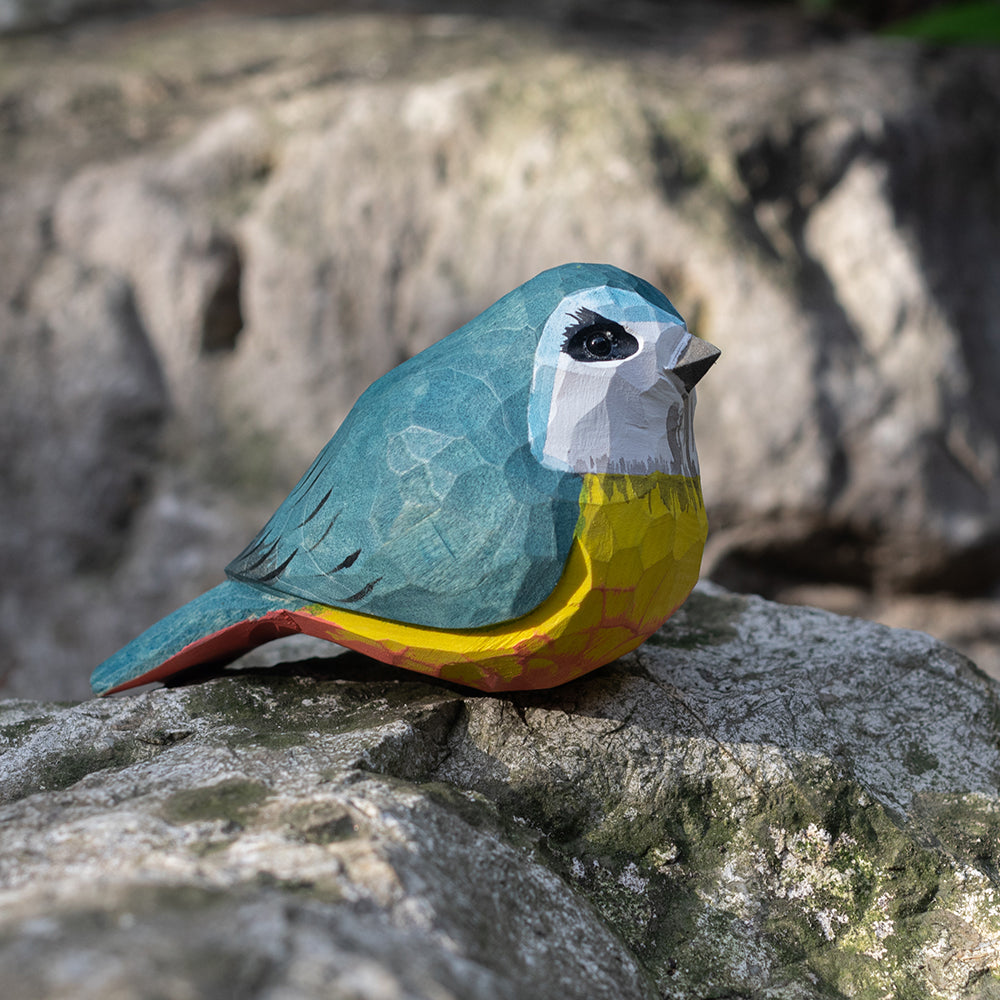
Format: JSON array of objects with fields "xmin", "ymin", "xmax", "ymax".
[
  {"xmin": 2, "ymin": 586, "xmax": 1000, "ymax": 998},
  {"xmin": 1, "ymin": 5, "xmax": 999, "ymax": 698},
  {"xmin": 0, "ymin": 0, "xmax": 184, "ymax": 33}
]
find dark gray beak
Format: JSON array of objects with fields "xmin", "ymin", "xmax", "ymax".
[{"xmin": 674, "ymin": 337, "xmax": 721, "ymax": 392}]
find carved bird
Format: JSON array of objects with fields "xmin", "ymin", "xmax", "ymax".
[{"xmin": 91, "ymin": 263, "xmax": 719, "ymax": 695}]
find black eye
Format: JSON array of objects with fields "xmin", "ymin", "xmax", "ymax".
[
  {"xmin": 585, "ymin": 329, "xmax": 613, "ymax": 357},
  {"xmin": 563, "ymin": 310, "xmax": 639, "ymax": 363}
]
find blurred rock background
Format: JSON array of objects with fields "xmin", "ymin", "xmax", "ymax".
[{"xmin": 1, "ymin": 0, "xmax": 998, "ymax": 700}]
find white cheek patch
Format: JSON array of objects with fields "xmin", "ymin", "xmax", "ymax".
[
  {"xmin": 542, "ymin": 364, "xmax": 697, "ymax": 476},
  {"xmin": 529, "ymin": 286, "xmax": 701, "ymax": 477}
]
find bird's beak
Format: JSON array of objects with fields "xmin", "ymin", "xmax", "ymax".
[{"xmin": 673, "ymin": 336, "xmax": 720, "ymax": 392}]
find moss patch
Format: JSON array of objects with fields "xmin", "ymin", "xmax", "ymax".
[
  {"xmin": 0, "ymin": 716, "xmax": 52, "ymax": 746},
  {"xmin": 285, "ymin": 800, "xmax": 366, "ymax": 845},
  {"xmin": 29, "ymin": 739, "xmax": 141, "ymax": 796},
  {"xmin": 162, "ymin": 778, "xmax": 271, "ymax": 826},
  {"xmin": 466, "ymin": 751, "xmax": 956, "ymax": 998}
]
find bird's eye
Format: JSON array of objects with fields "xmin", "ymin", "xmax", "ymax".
[
  {"xmin": 563, "ymin": 311, "xmax": 639, "ymax": 363},
  {"xmin": 585, "ymin": 330, "xmax": 613, "ymax": 358}
]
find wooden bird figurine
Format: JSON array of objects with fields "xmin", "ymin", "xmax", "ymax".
[{"xmin": 91, "ymin": 263, "xmax": 719, "ymax": 695}]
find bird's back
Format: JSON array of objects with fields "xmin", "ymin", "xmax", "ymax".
[{"xmin": 227, "ymin": 290, "xmax": 583, "ymax": 629}]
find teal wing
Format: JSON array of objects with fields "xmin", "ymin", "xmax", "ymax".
[{"xmin": 226, "ymin": 291, "xmax": 582, "ymax": 629}]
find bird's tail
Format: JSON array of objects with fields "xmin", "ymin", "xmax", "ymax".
[{"xmin": 90, "ymin": 580, "xmax": 305, "ymax": 696}]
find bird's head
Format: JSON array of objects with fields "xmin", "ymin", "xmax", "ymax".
[{"xmin": 527, "ymin": 276, "xmax": 719, "ymax": 477}]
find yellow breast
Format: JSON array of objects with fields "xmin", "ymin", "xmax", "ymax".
[{"xmin": 295, "ymin": 472, "xmax": 708, "ymax": 691}]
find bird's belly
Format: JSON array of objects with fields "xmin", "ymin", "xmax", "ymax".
[{"xmin": 292, "ymin": 472, "xmax": 707, "ymax": 691}]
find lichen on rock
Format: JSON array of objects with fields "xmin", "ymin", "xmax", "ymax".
[{"xmin": 1, "ymin": 586, "xmax": 999, "ymax": 998}]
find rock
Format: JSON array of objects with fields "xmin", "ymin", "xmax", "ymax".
[
  {"xmin": 53, "ymin": 105, "xmax": 268, "ymax": 398},
  {"xmin": 0, "ymin": 0, "xmax": 184, "ymax": 34},
  {"xmin": 0, "ymin": 255, "xmax": 170, "ymax": 697},
  {"xmin": 1, "ymin": 6, "xmax": 999, "ymax": 700},
  {"xmin": 23, "ymin": 257, "xmax": 167, "ymax": 569},
  {"xmin": 2, "ymin": 586, "xmax": 999, "ymax": 998}
]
